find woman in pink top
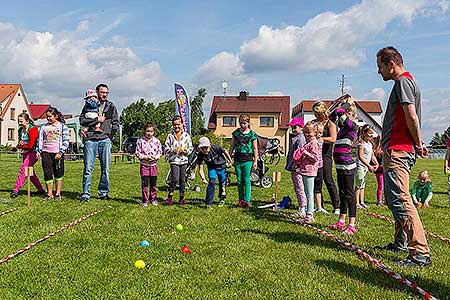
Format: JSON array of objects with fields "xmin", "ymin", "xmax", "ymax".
[
  {"xmin": 135, "ymin": 122, "xmax": 162, "ymax": 206},
  {"xmin": 293, "ymin": 122, "xmax": 320, "ymax": 223}
]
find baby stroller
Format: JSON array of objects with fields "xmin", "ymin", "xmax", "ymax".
[
  {"xmin": 165, "ymin": 146, "xmax": 201, "ymax": 192},
  {"xmin": 259, "ymin": 137, "xmax": 282, "ymax": 165},
  {"xmin": 248, "ymin": 136, "xmax": 274, "ymax": 188}
]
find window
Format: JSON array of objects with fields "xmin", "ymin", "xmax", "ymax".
[
  {"xmin": 222, "ymin": 116, "xmax": 237, "ymax": 127},
  {"xmin": 10, "ymin": 108, "xmax": 15, "ymax": 120},
  {"xmin": 259, "ymin": 116, "xmax": 274, "ymax": 127},
  {"xmin": 8, "ymin": 128, "xmax": 15, "ymax": 141}
]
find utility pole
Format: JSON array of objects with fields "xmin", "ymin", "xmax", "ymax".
[{"xmin": 339, "ymin": 73, "xmax": 346, "ymax": 95}]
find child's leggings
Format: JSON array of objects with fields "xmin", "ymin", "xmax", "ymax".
[
  {"xmin": 337, "ymin": 171, "xmax": 356, "ymax": 218},
  {"xmin": 141, "ymin": 164, "xmax": 157, "ymax": 204},
  {"xmin": 168, "ymin": 164, "xmax": 187, "ymax": 195},
  {"xmin": 302, "ymin": 175, "xmax": 315, "ymax": 214},
  {"xmin": 13, "ymin": 151, "xmax": 44, "ymax": 193},
  {"xmin": 291, "ymin": 171, "xmax": 306, "ymax": 208},
  {"xmin": 376, "ymin": 172, "xmax": 383, "ymax": 203},
  {"xmin": 234, "ymin": 160, "xmax": 253, "ymax": 202}
]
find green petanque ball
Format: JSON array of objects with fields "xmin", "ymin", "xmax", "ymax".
[{"xmin": 176, "ymin": 224, "xmax": 184, "ymax": 231}]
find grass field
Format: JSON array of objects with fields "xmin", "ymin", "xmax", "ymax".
[{"xmin": 0, "ymin": 154, "xmax": 449, "ymax": 300}]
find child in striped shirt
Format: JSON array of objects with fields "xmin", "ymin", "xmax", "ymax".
[
  {"xmin": 327, "ymin": 101, "xmax": 359, "ymax": 235},
  {"xmin": 135, "ymin": 122, "xmax": 162, "ymax": 206}
]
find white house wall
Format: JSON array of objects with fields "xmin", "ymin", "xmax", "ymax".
[{"xmin": 1, "ymin": 92, "xmax": 30, "ymax": 146}]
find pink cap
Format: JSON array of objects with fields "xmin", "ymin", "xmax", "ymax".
[
  {"xmin": 289, "ymin": 117, "xmax": 304, "ymax": 127},
  {"xmin": 84, "ymin": 89, "xmax": 98, "ymax": 99}
]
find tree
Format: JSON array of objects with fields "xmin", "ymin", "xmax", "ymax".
[
  {"xmin": 430, "ymin": 125, "xmax": 450, "ymax": 147},
  {"xmin": 120, "ymin": 98, "xmax": 175, "ymax": 140},
  {"xmin": 120, "ymin": 99, "xmax": 155, "ymax": 138},
  {"xmin": 190, "ymin": 88, "xmax": 206, "ymax": 136}
]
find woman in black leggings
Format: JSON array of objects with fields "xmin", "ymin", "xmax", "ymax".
[{"xmin": 312, "ymin": 101, "xmax": 340, "ymax": 214}]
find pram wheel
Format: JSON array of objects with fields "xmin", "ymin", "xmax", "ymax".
[{"xmin": 260, "ymin": 176, "xmax": 273, "ymax": 188}]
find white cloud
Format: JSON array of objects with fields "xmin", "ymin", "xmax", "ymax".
[
  {"xmin": 194, "ymin": 51, "xmax": 257, "ymax": 92},
  {"xmin": 362, "ymin": 88, "xmax": 386, "ymax": 101},
  {"xmin": 0, "ymin": 20, "xmax": 164, "ymax": 114},
  {"xmin": 196, "ymin": 0, "xmax": 445, "ymax": 80},
  {"xmin": 420, "ymin": 88, "xmax": 450, "ymax": 143}
]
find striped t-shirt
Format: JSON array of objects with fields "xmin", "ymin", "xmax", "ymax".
[{"xmin": 333, "ymin": 109, "xmax": 359, "ymax": 172}]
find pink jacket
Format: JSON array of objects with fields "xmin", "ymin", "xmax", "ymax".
[
  {"xmin": 135, "ymin": 136, "xmax": 162, "ymax": 167},
  {"xmin": 293, "ymin": 137, "xmax": 320, "ymax": 176}
]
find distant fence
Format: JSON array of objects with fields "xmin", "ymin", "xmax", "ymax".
[{"xmin": 428, "ymin": 148, "xmax": 447, "ymax": 160}]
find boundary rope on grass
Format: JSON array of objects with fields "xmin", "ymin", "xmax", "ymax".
[
  {"xmin": 0, "ymin": 207, "xmax": 20, "ymax": 217},
  {"xmin": 0, "ymin": 207, "xmax": 110, "ymax": 265},
  {"xmin": 366, "ymin": 211, "xmax": 450, "ymax": 244},
  {"xmin": 279, "ymin": 212, "xmax": 437, "ymax": 300}
]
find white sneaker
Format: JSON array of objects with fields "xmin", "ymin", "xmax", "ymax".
[
  {"xmin": 315, "ymin": 207, "xmax": 330, "ymax": 214},
  {"xmin": 333, "ymin": 208, "xmax": 340, "ymax": 215},
  {"xmin": 298, "ymin": 207, "xmax": 306, "ymax": 218}
]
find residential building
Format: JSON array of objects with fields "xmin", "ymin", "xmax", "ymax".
[
  {"xmin": 0, "ymin": 84, "xmax": 31, "ymax": 146},
  {"xmin": 292, "ymin": 99, "xmax": 383, "ymax": 133},
  {"xmin": 208, "ymin": 91, "xmax": 290, "ymax": 153}
]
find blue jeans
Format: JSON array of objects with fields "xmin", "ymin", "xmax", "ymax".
[
  {"xmin": 82, "ymin": 139, "xmax": 112, "ymax": 198},
  {"xmin": 205, "ymin": 168, "xmax": 226, "ymax": 204}
]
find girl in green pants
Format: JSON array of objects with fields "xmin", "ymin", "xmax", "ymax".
[{"xmin": 230, "ymin": 114, "xmax": 258, "ymax": 207}]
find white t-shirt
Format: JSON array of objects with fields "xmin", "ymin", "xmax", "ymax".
[{"xmin": 357, "ymin": 141, "xmax": 373, "ymax": 170}]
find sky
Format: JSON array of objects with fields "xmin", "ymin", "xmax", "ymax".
[{"xmin": 0, "ymin": 0, "xmax": 449, "ymax": 142}]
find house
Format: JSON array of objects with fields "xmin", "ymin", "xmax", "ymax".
[
  {"xmin": 28, "ymin": 103, "xmax": 51, "ymax": 120},
  {"xmin": 0, "ymin": 84, "xmax": 32, "ymax": 146},
  {"xmin": 292, "ymin": 99, "xmax": 383, "ymax": 133},
  {"xmin": 208, "ymin": 91, "xmax": 291, "ymax": 153}
]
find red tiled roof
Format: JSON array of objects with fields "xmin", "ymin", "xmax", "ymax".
[
  {"xmin": 208, "ymin": 95, "xmax": 291, "ymax": 129},
  {"xmin": 292, "ymin": 99, "xmax": 382, "ymax": 116},
  {"xmin": 0, "ymin": 84, "xmax": 21, "ymax": 119},
  {"xmin": 28, "ymin": 104, "xmax": 51, "ymax": 120}
]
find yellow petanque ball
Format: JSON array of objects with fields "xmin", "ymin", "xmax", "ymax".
[{"xmin": 134, "ymin": 260, "xmax": 146, "ymax": 269}]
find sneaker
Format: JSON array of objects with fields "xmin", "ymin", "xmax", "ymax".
[
  {"xmin": 328, "ymin": 221, "xmax": 346, "ymax": 230},
  {"xmin": 218, "ymin": 199, "xmax": 226, "ymax": 207},
  {"xmin": 394, "ymin": 255, "xmax": 432, "ymax": 268},
  {"xmin": 315, "ymin": 207, "xmax": 330, "ymax": 214},
  {"xmin": 142, "ymin": 202, "xmax": 149, "ymax": 207},
  {"xmin": 55, "ymin": 194, "xmax": 62, "ymax": 201},
  {"xmin": 356, "ymin": 204, "xmax": 363, "ymax": 209},
  {"xmin": 298, "ymin": 214, "xmax": 314, "ymax": 224},
  {"xmin": 179, "ymin": 198, "xmax": 186, "ymax": 206},
  {"xmin": 333, "ymin": 208, "xmax": 340, "ymax": 215},
  {"xmin": 375, "ymin": 242, "xmax": 408, "ymax": 253},
  {"xmin": 151, "ymin": 200, "xmax": 158, "ymax": 206},
  {"xmin": 166, "ymin": 198, "xmax": 174, "ymax": 206},
  {"xmin": 291, "ymin": 208, "xmax": 306, "ymax": 218},
  {"xmin": 80, "ymin": 195, "xmax": 89, "ymax": 203},
  {"xmin": 100, "ymin": 195, "xmax": 110, "ymax": 200},
  {"xmin": 44, "ymin": 194, "xmax": 54, "ymax": 201},
  {"xmin": 10, "ymin": 191, "xmax": 18, "ymax": 198},
  {"xmin": 343, "ymin": 225, "xmax": 357, "ymax": 235},
  {"xmin": 360, "ymin": 203, "xmax": 369, "ymax": 209}
]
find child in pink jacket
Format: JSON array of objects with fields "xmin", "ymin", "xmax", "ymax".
[
  {"xmin": 293, "ymin": 122, "xmax": 321, "ymax": 223},
  {"xmin": 135, "ymin": 122, "xmax": 162, "ymax": 206}
]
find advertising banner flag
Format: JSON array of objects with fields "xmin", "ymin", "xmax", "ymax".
[{"xmin": 174, "ymin": 83, "xmax": 191, "ymax": 134}]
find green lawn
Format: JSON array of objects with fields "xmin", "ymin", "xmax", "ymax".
[{"xmin": 0, "ymin": 154, "xmax": 449, "ymax": 300}]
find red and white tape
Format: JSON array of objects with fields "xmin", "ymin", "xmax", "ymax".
[
  {"xmin": 0, "ymin": 207, "xmax": 20, "ymax": 217},
  {"xmin": 366, "ymin": 211, "xmax": 450, "ymax": 244},
  {"xmin": 0, "ymin": 207, "xmax": 108, "ymax": 265},
  {"xmin": 280, "ymin": 212, "xmax": 437, "ymax": 300}
]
